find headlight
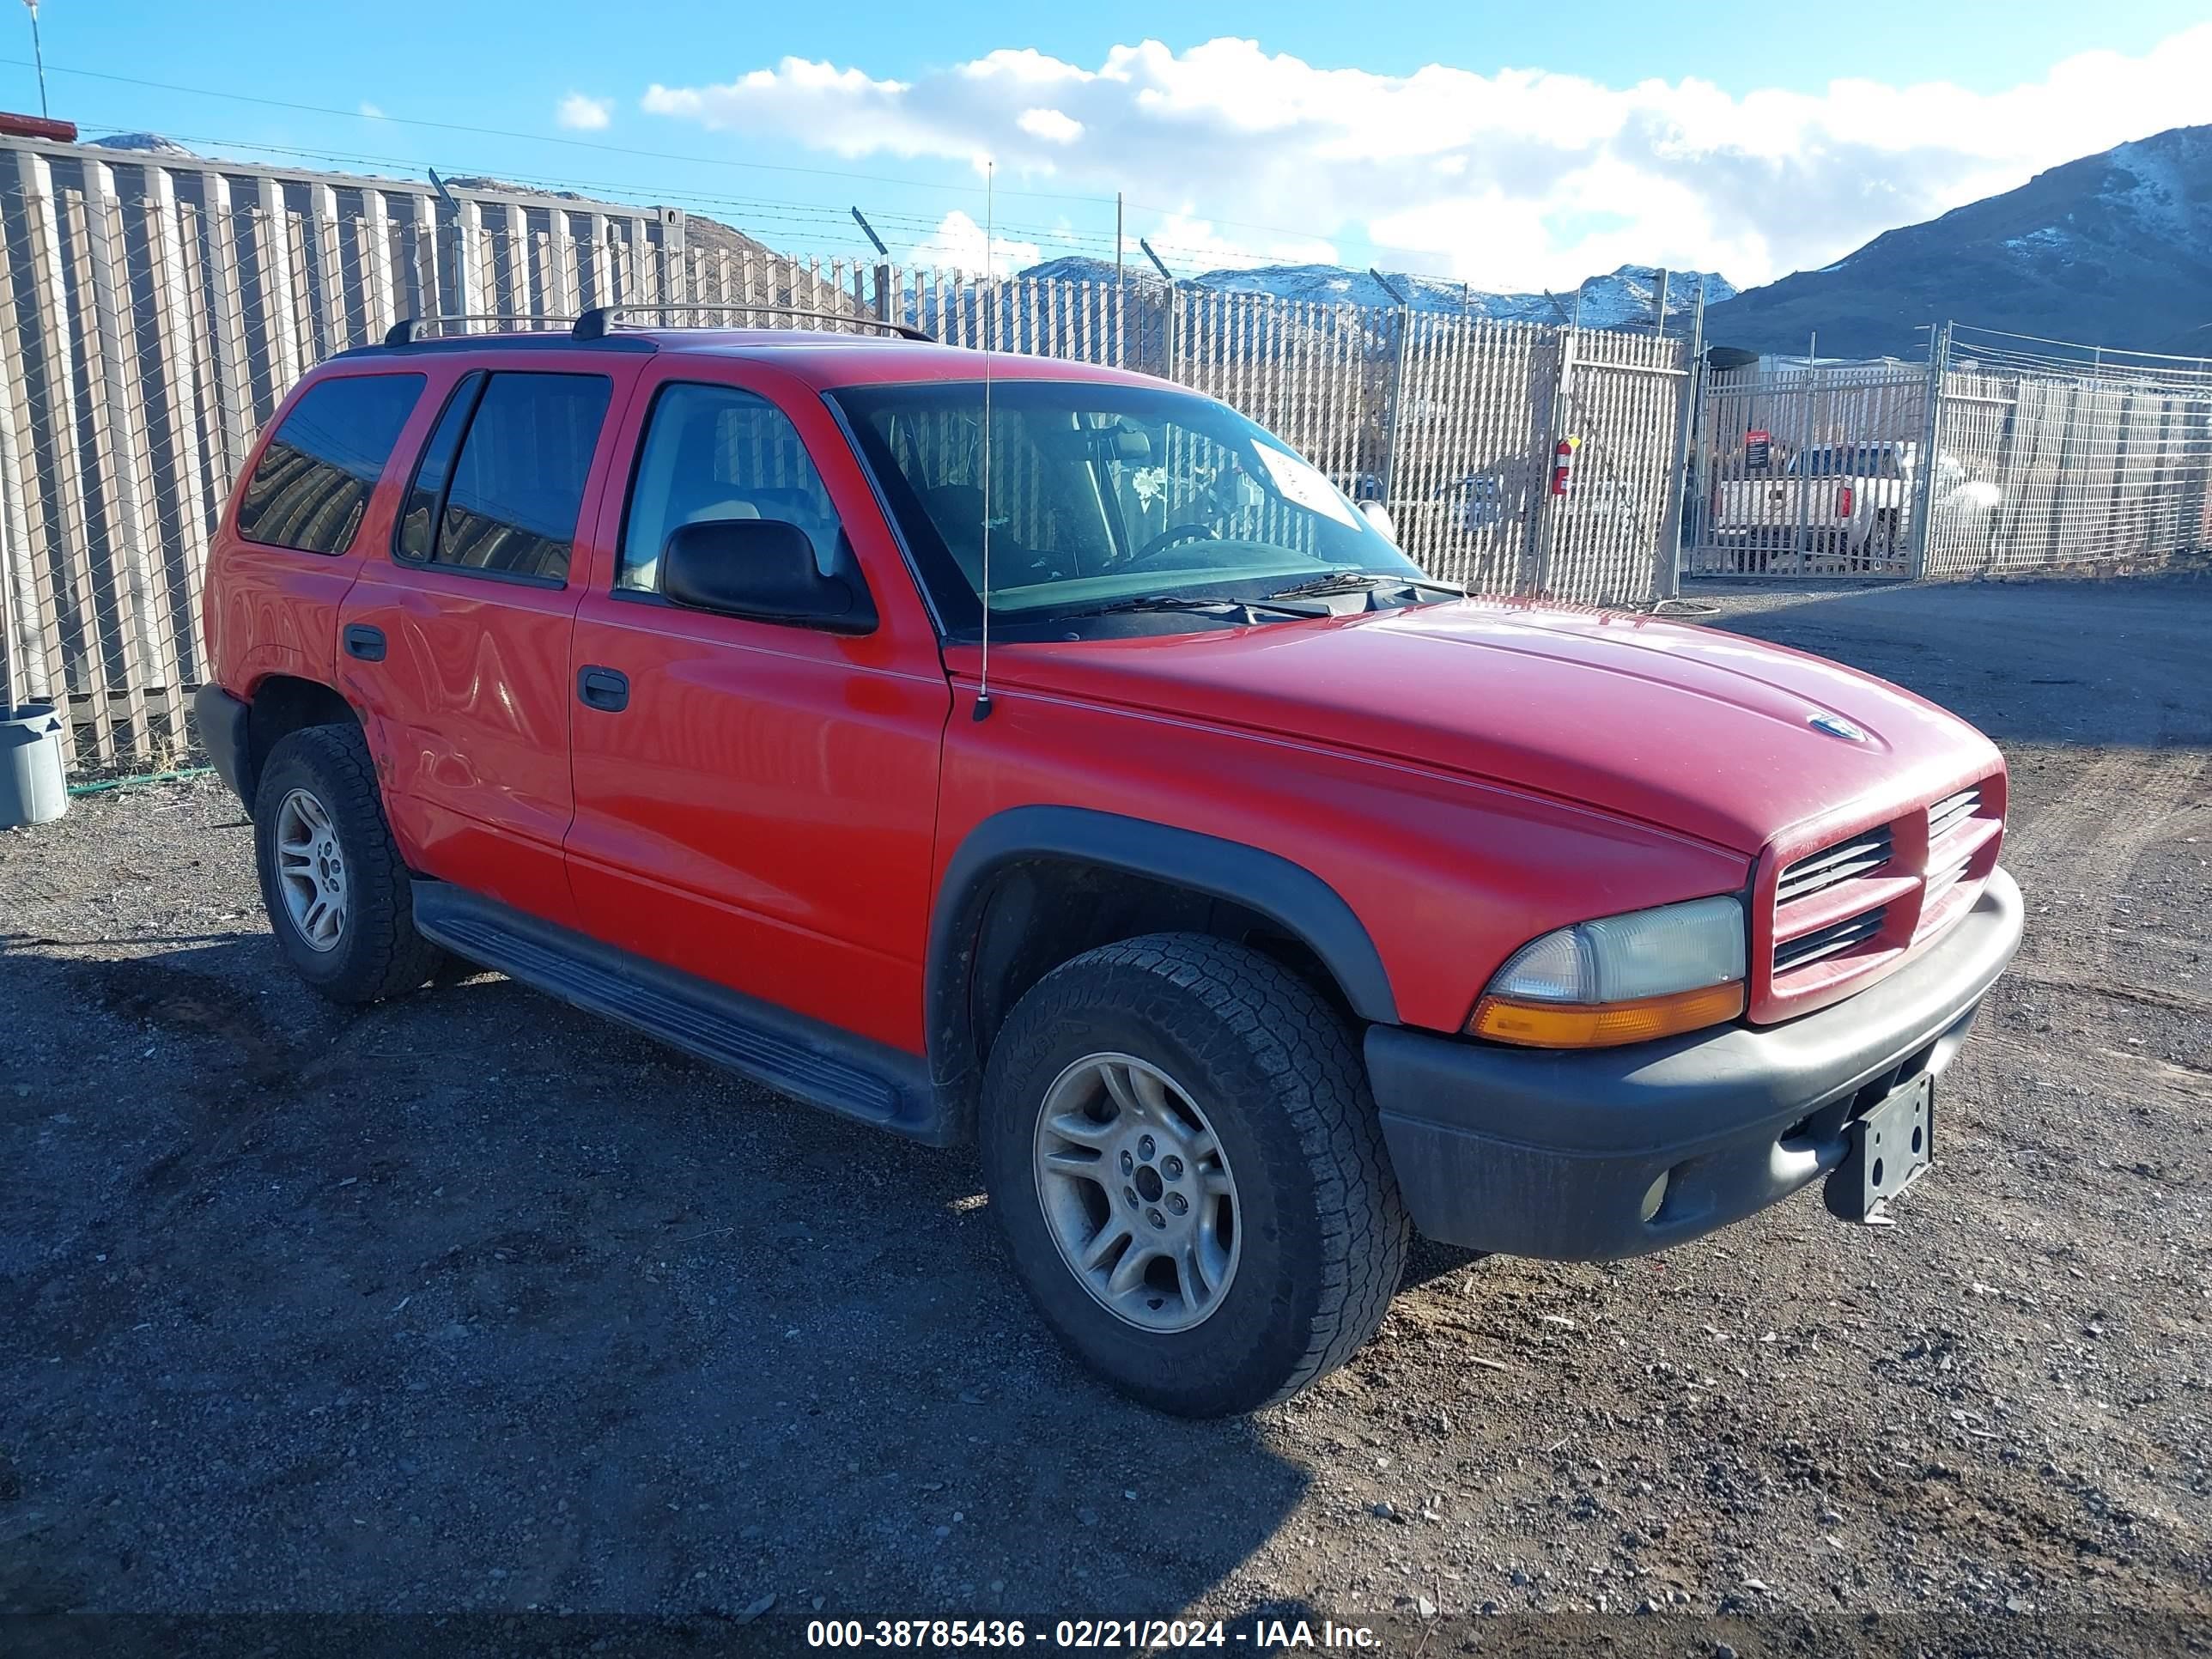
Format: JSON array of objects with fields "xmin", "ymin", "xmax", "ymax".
[{"xmin": 1468, "ymin": 895, "xmax": 1747, "ymax": 1048}]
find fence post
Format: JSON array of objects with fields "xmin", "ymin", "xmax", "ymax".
[
  {"xmin": 141, "ymin": 178, "xmax": 215, "ymax": 666},
  {"xmin": 305, "ymin": 185, "xmax": 348, "ymax": 358},
  {"xmin": 253, "ymin": 177, "xmax": 303, "ymax": 390},
  {"xmin": 1531, "ymin": 325, "xmax": 1577, "ymax": 593},
  {"xmin": 361, "ymin": 189, "xmax": 396, "ymax": 340},
  {"xmin": 200, "ymin": 173, "xmax": 254, "ymax": 478},
  {"xmin": 15, "ymin": 150, "xmax": 107, "ymax": 763},
  {"xmin": 0, "ymin": 223, "xmax": 54, "ymax": 716},
  {"xmin": 452, "ymin": 198, "xmax": 485, "ymax": 325},
  {"xmin": 495, "ymin": 202, "xmax": 529, "ymax": 321},
  {"xmin": 1908, "ymin": 321, "xmax": 1949, "ymax": 579},
  {"xmin": 82, "ymin": 163, "xmax": 167, "ymax": 741},
  {"xmin": 1661, "ymin": 289, "xmax": 1706, "ymax": 599},
  {"xmin": 1381, "ymin": 301, "xmax": 1413, "ymax": 511}
]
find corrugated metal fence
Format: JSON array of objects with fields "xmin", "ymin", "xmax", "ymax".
[{"xmin": 0, "ymin": 137, "xmax": 1700, "ymax": 774}]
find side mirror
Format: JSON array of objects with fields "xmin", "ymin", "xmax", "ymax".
[
  {"xmin": 659, "ymin": 519, "xmax": 877, "ymax": 634},
  {"xmin": 1358, "ymin": 499, "xmax": 1400, "ymax": 544}
]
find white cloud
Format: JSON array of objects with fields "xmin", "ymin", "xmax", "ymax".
[
  {"xmin": 358, "ymin": 101, "xmax": 386, "ymax": 120},
  {"xmin": 1140, "ymin": 210, "xmax": 1337, "ymax": 273},
  {"xmin": 908, "ymin": 209, "xmax": 1040, "ymax": 276},
  {"xmin": 641, "ymin": 27, "xmax": 2212, "ymax": 289},
  {"xmin": 557, "ymin": 93, "xmax": 614, "ymax": 132},
  {"xmin": 1017, "ymin": 107, "xmax": 1083, "ymax": 145}
]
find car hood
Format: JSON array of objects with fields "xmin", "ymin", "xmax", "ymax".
[{"xmin": 975, "ymin": 599, "xmax": 2000, "ymax": 856}]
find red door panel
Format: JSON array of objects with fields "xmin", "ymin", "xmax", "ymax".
[
  {"xmin": 337, "ymin": 354, "xmax": 647, "ymax": 929},
  {"xmin": 208, "ymin": 543, "xmax": 357, "ymax": 694},
  {"xmin": 339, "ymin": 562, "xmax": 586, "ymax": 925},
  {"xmin": 564, "ymin": 608, "xmax": 948, "ymax": 1050},
  {"xmin": 562, "ymin": 362, "xmax": 951, "ymax": 1054}
]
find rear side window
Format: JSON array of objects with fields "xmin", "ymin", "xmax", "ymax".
[
  {"xmin": 395, "ymin": 371, "xmax": 612, "ymax": 582},
  {"xmin": 234, "ymin": 374, "xmax": 425, "ymax": 555}
]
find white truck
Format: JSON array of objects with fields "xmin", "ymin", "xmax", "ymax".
[{"xmin": 1711, "ymin": 441, "xmax": 1919, "ymax": 569}]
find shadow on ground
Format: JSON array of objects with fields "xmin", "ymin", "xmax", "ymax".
[
  {"xmin": 1689, "ymin": 574, "xmax": 2212, "ymax": 750},
  {"xmin": 1, "ymin": 934, "xmax": 1309, "ymax": 1614}
]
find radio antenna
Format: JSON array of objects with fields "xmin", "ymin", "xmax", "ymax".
[{"xmin": 973, "ymin": 158, "xmax": 996, "ymax": 722}]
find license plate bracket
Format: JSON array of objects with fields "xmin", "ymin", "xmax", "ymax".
[{"xmin": 1824, "ymin": 1073, "xmax": 1933, "ymax": 1224}]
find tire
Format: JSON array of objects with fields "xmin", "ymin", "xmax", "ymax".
[
  {"xmin": 252, "ymin": 722, "xmax": 443, "ymax": 1004},
  {"xmin": 980, "ymin": 933, "xmax": 1408, "ymax": 1416}
]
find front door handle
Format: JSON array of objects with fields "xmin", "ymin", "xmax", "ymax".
[
  {"xmin": 576, "ymin": 665, "xmax": 629, "ymax": 713},
  {"xmin": 343, "ymin": 623, "xmax": 386, "ymax": 662}
]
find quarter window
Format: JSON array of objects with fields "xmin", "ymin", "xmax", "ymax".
[
  {"xmin": 234, "ymin": 374, "xmax": 425, "ymax": 555},
  {"xmin": 395, "ymin": 371, "xmax": 612, "ymax": 582},
  {"xmin": 618, "ymin": 382, "xmax": 844, "ymax": 592}
]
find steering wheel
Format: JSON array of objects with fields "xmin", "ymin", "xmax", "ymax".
[{"xmin": 1125, "ymin": 522, "xmax": 1220, "ymax": 569}]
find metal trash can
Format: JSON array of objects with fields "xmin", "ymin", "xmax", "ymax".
[{"xmin": 0, "ymin": 702, "xmax": 67, "ymax": 828}]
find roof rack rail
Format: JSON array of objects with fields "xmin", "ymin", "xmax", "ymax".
[
  {"xmin": 571, "ymin": 303, "xmax": 933, "ymax": 343},
  {"xmin": 382, "ymin": 314, "xmax": 577, "ymax": 347}
]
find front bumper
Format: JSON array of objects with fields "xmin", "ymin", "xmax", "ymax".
[{"xmin": 1367, "ymin": 866, "xmax": 2024, "ymax": 1260}]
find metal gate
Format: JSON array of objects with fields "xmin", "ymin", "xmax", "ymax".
[
  {"xmin": 1541, "ymin": 328, "xmax": 1697, "ymax": 601},
  {"xmin": 1683, "ymin": 360, "xmax": 1930, "ymax": 578},
  {"xmin": 1388, "ymin": 315, "xmax": 1692, "ymax": 605},
  {"xmin": 1679, "ymin": 325, "xmax": 2212, "ymax": 584}
]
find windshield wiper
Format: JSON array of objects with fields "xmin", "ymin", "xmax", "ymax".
[
  {"xmin": 1266, "ymin": 571, "xmax": 1467, "ymax": 601},
  {"xmin": 1053, "ymin": 592, "xmax": 1328, "ymax": 622}
]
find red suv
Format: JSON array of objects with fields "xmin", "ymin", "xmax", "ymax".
[{"xmin": 194, "ymin": 312, "xmax": 2023, "ymax": 1416}]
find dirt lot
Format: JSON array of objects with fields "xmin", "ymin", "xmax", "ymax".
[{"xmin": 3, "ymin": 577, "xmax": 2209, "ymax": 1648}]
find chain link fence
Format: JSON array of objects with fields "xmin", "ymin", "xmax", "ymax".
[
  {"xmin": 1923, "ymin": 326, "xmax": 2212, "ymax": 579},
  {"xmin": 0, "ymin": 137, "xmax": 1696, "ymax": 775},
  {"xmin": 1682, "ymin": 326, "xmax": 2212, "ymax": 582}
]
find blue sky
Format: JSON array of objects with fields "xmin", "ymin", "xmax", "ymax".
[{"xmin": 6, "ymin": 2, "xmax": 2209, "ymax": 293}]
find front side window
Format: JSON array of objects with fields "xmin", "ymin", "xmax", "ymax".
[
  {"xmin": 394, "ymin": 371, "xmax": 612, "ymax": 582},
  {"xmin": 831, "ymin": 380, "xmax": 1422, "ymax": 635},
  {"xmin": 618, "ymin": 382, "xmax": 845, "ymax": 593},
  {"xmin": 234, "ymin": 374, "xmax": 425, "ymax": 555}
]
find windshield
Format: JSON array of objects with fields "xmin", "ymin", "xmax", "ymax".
[
  {"xmin": 1789, "ymin": 446, "xmax": 1904, "ymax": 479},
  {"xmin": 830, "ymin": 380, "xmax": 1425, "ymax": 635}
]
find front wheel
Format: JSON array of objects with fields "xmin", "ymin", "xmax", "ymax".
[{"xmin": 980, "ymin": 933, "xmax": 1408, "ymax": 1416}]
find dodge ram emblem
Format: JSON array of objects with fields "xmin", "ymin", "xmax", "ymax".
[{"xmin": 1809, "ymin": 713, "xmax": 1869, "ymax": 743}]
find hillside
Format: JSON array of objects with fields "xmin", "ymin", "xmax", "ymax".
[
  {"xmin": 1018, "ymin": 257, "xmax": 1733, "ymax": 331},
  {"xmin": 1703, "ymin": 124, "xmax": 2212, "ymax": 358}
]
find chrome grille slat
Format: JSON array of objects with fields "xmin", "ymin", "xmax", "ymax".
[
  {"xmin": 1924, "ymin": 852, "xmax": 1974, "ymax": 910},
  {"xmin": 1774, "ymin": 906, "xmax": 1887, "ymax": 971},
  {"xmin": 1928, "ymin": 786, "xmax": 1981, "ymax": 842},
  {"xmin": 1776, "ymin": 825, "xmax": 1893, "ymax": 904}
]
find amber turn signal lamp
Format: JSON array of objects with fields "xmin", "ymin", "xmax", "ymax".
[{"xmin": 1468, "ymin": 981, "xmax": 1747, "ymax": 1048}]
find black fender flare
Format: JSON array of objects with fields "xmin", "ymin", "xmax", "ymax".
[{"xmin": 926, "ymin": 805, "xmax": 1399, "ymax": 1099}]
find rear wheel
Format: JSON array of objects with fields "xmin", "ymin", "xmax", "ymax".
[
  {"xmin": 980, "ymin": 933, "xmax": 1407, "ymax": 1416},
  {"xmin": 252, "ymin": 723, "xmax": 442, "ymax": 1003}
]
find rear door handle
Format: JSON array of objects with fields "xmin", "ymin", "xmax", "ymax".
[
  {"xmin": 343, "ymin": 623, "xmax": 386, "ymax": 662},
  {"xmin": 576, "ymin": 665, "xmax": 629, "ymax": 713}
]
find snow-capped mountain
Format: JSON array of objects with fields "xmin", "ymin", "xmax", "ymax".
[
  {"xmin": 1704, "ymin": 124, "xmax": 2212, "ymax": 358},
  {"xmin": 87, "ymin": 131, "xmax": 202, "ymax": 158},
  {"xmin": 1018, "ymin": 257, "xmax": 1734, "ymax": 331}
]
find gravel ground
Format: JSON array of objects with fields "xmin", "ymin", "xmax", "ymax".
[{"xmin": 2, "ymin": 576, "xmax": 2208, "ymax": 1649}]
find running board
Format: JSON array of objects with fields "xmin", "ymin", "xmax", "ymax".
[{"xmin": 410, "ymin": 881, "xmax": 949, "ymax": 1145}]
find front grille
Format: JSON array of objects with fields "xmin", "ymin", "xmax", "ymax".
[
  {"xmin": 1774, "ymin": 905, "xmax": 1888, "ymax": 972},
  {"xmin": 1776, "ymin": 825, "xmax": 1893, "ymax": 904},
  {"xmin": 1928, "ymin": 786, "xmax": 1981, "ymax": 842},
  {"xmin": 1762, "ymin": 774, "xmax": 2001, "ymax": 1014}
]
